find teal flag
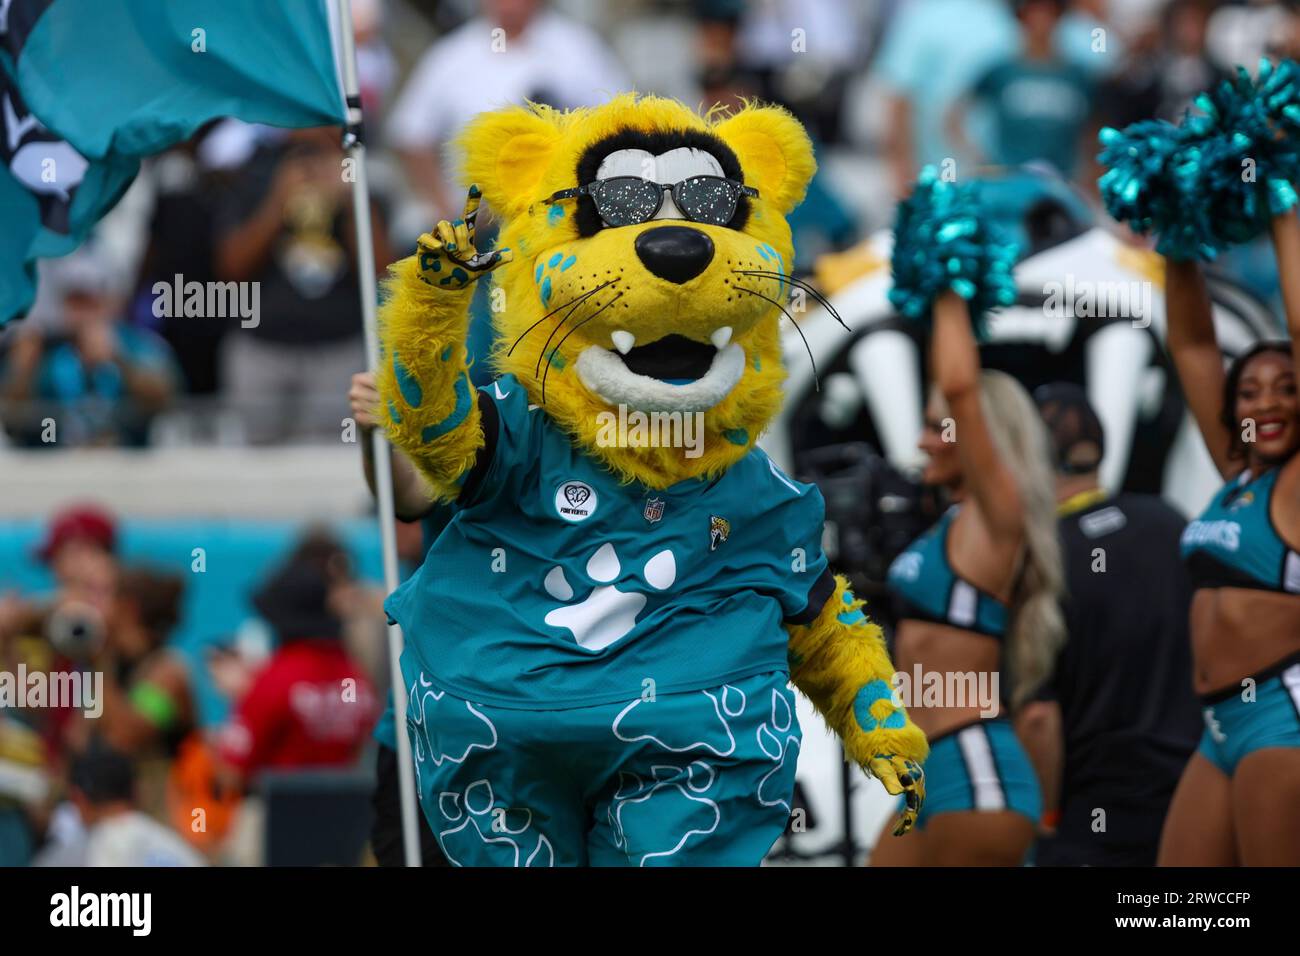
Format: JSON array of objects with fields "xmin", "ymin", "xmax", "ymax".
[
  {"xmin": 0, "ymin": 0, "xmax": 345, "ymax": 324},
  {"xmin": 0, "ymin": 72, "xmax": 138, "ymax": 324}
]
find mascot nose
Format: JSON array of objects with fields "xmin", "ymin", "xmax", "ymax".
[{"xmin": 634, "ymin": 225, "xmax": 715, "ymax": 284}]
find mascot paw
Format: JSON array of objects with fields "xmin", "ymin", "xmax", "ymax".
[
  {"xmin": 417, "ymin": 185, "xmax": 514, "ymax": 289},
  {"xmin": 866, "ymin": 754, "xmax": 926, "ymax": 836}
]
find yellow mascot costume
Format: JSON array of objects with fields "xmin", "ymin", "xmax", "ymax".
[{"xmin": 377, "ymin": 94, "xmax": 926, "ymax": 866}]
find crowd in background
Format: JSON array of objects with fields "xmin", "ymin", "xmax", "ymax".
[{"xmin": 0, "ymin": 505, "xmax": 387, "ymax": 865}]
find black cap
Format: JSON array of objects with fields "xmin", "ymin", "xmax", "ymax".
[
  {"xmin": 252, "ymin": 560, "xmax": 342, "ymax": 642},
  {"xmin": 1034, "ymin": 382, "xmax": 1105, "ymax": 475}
]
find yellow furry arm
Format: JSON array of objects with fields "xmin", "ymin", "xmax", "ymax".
[
  {"xmin": 787, "ymin": 575, "xmax": 929, "ymax": 834},
  {"xmin": 376, "ymin": 187, "xmax": 513, "ymax": 501},
  {"xmin": 376, "ymin": 254, "xmax": 481, "ymax": 501}
]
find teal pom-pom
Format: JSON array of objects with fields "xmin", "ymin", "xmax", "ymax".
[
  {"xmin": 1097, "ymin": 58, "xmax": 1300, "ymax": 261},
  {"xmin": 1097, "ymin": 120, "xmax": 1215, "ymax": 260},
  {"xmin": 888, "ymin": 166, "xmax": 1020, "ymax": 335}
]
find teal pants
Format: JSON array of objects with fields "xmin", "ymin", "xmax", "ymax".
[{"xmin": 400, "ymin": 653, "xmax": 800, "ymax": 866}]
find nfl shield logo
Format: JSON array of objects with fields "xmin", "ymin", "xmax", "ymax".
[{"xmin": 643, "ymin": 497, "xmax": 665, "ymax": 524}]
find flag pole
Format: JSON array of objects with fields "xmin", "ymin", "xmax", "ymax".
[{"xmin": 336, "ymin": 0, "xmax": 422, "ymax": 867}]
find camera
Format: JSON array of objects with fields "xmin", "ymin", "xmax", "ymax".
[
  {"xmin": 794, "ymin": 442, "xmax": 940, "ymax": 617},
  {"xmin": 44, "ymin": 599, "xmax": 107, "ymax": 660}
]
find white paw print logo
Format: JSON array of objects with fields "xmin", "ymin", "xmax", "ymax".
[
  {"xmin": 755, "ymin": 687, "xmax": 801, "ymax": 812},
  {"xmin": 543, "ymin": 542, "xmax": 676, "ymax": 651},
  {"xmin": 608, "ymin": 762, "xmax": 721, "ymax": 865}
]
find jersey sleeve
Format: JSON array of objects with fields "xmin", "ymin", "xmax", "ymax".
[
  {"xmin": 456, "ymin": 377, "xmax": 543, "ymax": 508},
  {"xmin": 762, "ymin": 457, "xmax": 835, "ymax": 625}
]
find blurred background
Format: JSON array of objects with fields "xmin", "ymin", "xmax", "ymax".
[{"xmin": 1, "ymin": 0, "xmax": 1297, "ymax": 866}]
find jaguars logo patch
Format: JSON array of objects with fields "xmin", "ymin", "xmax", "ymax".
[{"xmin": 709, "ymin": 514, "xmax": 730, "ymax": 551}]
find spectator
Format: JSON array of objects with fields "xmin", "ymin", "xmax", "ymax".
[
  {"xmin": 129, "ymin": 127, "xmax": 229, "ymax": 398},
  {"xmin": 385, "ymin": 0, "xmax": 628, "ymax": 220},
  {"xmin": 213, "ymin": 126, "xmax": 391, "ymax": 445},
  {"xmin": 0, "ymin": 505, "xmax": 128, "ymax": 859},
  {"xmin": 212, "ymin": 533, "xmax": 379, "ymax": 865},
  {"xmin": 1017, "ymin": 384, "xmax": 1201, "ymax": 866},
  {"xmin": 946, "ymin": 0, "xmax": 1097, "ymax": 180},
  {"xmin": 873, "ymin": 0, "xmax": 1018, "ymax": 194},
  {"xmin": 0, "ymin": 717, "xmax": 46, "ymax": 866},
  {"xmin": 36, "ymin": 504, "xmax": 119, "ymax": 594},
  {"xmin": 351, "ymin": 0, "xmax": 398, "ymax": 120},
  {"xmin": 1099, "ymin": 0, "xmax": 1228, "ymax": 129},
  {"xmin": 0, "ymin": 251, "xmax": 179, "ymax": 448},
  {"xmin": 215, "ymin": 533, "xmax": 379, "ymax": 782},
  {"xmin": 730, "ymin": 0, "xmax": 865, "ymax": 144},
  {"xmin": 91, "ymin": 568, "xmax": 196, "ymax": 778},
  {"xmin": 35, "ymin": 739, "xmax": 206, "ymax": 866},
  {"xmin": 876, "ymin": 0, "xmax": 1121, "ymax": 193},
  {"xmin": 0, "ymin": 504, "xmax": 120, "ymax": 691},
  {"xmin": 1205, "ymin": 0, "xmax": 1300, "ymax": 72}
]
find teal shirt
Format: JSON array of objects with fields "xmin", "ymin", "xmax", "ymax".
[
  {"xmin": 384, "ymin": 375, "xmax": 832, "ymax": 710},
  {"xmin": 972, "ymin": 58, "xmax": 1094, "ymax": 175}
]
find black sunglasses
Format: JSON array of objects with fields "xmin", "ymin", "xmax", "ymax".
[{"xmin": 544, "ymin": 175, "xmax": 758, "ymax": 228}]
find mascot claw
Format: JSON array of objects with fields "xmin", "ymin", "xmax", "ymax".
[
  {"xmin": 416, "ymin": 186, "xmax": 513, "ymax": 289},
  {"xmin": 868, "ymin": 754, "xmax": 926, "ymax": 836}
]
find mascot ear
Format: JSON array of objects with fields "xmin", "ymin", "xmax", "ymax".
[
  {"xmin": 456, "ymin": 105, "xmax": 561, "ymax": 220},
  {"xmin": 713, "ymin": 105, "xmax": 816, "ymax": 216}
]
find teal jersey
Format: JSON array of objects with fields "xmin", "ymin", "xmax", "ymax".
[
  {"xmin": 1182, "ymin": 468, "xmax": 1300, "ymax": 594},
  {"xmin": 384, "ymin": 375, "xmax": 834, "ymax": 710},
  {"xmin": 419, "ymin": 504, "xmax": 455, "ymax": 556}
]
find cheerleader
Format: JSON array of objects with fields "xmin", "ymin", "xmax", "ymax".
[
  {"xmin": 1159, "ymin": 227, "xmax": 1300, "ymax": 866},
  {"xmin": 873, "ymin": 171, "xmax": 1065, "ymax": 865},
  {"xmin": 1098, "ymin": 57, "xmax": 1300, "ymax": 866}
]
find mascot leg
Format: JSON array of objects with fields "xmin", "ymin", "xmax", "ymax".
[
  {"xmin": 402, "ymin": 660, "xmax": 801, "ymax": 866},
  {"xmin": 399, "ymin": 651, "xmax": 584, "ymax": 867},
  {"xmin": 585, "ymin": 671, "xmax": 800, "ymax": 866}
]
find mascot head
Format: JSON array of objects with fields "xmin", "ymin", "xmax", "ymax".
[{"xmin": 458, "ymin": 93, "xmax": 816, "ymax": 488}]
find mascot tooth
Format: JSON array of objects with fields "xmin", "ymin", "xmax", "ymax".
[{"xmin": 377, "ymin": 93, "xmax": 928, "ymax": 866}]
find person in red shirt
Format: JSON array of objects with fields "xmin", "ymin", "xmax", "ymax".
[{"xmin": 217, "ymin": 534, "xmax": 378, "ymax": 780}]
